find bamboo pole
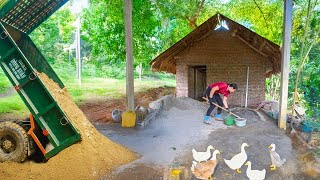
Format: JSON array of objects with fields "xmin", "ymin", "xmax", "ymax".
[
  {"xmin": 202, "ymin": 97, "xmax": 241, "ymax": 118},
  {"xmin": 291, "ymin": 29, "xmax": 319, "ymax": 123}
]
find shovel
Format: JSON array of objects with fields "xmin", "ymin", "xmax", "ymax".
[{"xmin": 202, "ymin": 97, "xmax": 241, "ymax": 118}]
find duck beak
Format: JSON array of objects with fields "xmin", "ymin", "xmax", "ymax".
[
  {"xmin": 245, "ymin": 162, "xmax": 249, "ymax": 166},
  {"xmin": 268, "ymin": 145, "xmax": 272, "ymax": 148}
]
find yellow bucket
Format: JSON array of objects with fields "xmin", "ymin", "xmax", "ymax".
[{"xmin": 121, "ymin": 110, "xmax": 136, "ymax": 127}]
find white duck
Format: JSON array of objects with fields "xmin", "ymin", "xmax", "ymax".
[
  {"xmin": 268, "ymin": 143, "xmax": 286, "ymax": 170},
  {"xmin": 224, "ymin": 143, "xmax": 249, "ymax": 173},
  {"xmin": 192, "ymin": 145, "xmax": 215, "ymax": 162},
  {"xmin": 191, "ymin": 161, "xmax": 198, "ymax": 169},
  {"xmin": 191, "ymin": 150, "xmax": 221, "ymax": 180},
  {"xmin": 245, "ymin": 161, "xmax": 266, "ymax": 180}
]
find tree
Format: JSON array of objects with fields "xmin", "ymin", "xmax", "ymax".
[
  {"xmin": 155, "ymin": 0, "xmax": 207, "ymax": 29},
  {"xmin": 290, "ymin": 0, "xmax": 320, "ymax": 120},
  {"xmin": 226, "ymin": 0, "xmax": 283, "ymax": 44},
  {"xmin": 30, "ymin": 5, "xmax": 76, "ymax": 64},
  {"xmin": 81, "ymin": 0, "xmax": 161, "ymax": 75}
]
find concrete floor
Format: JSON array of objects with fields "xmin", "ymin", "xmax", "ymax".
[{"xmin": 94, "ymin": 97, "xmax": 320, "ymax": 180}]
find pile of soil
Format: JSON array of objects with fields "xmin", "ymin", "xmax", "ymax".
[
  {"xmin": 0, "ymin": 73, "xmax": 137, "ymax": 179},
  {"xmin": 79, "ymin": 86, "xmax": 175, "ymax": 123}
]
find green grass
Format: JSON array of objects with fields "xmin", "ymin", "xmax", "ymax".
[
  {"xmin": 64, "ymin": 76, "xmax": 176, "ymax": 103},
  {"xmin": 0, "ymin": 95, "xmax": 29, "ymax": 117},
  {"xmin": 65, "ymin": 78, "xmax": 126, "ymax": 102},
  {"xmin": 0, "ymin": 69, "xmax": 11, "ymax": 93},
  {"xmin": 0, "ymin": 71, "xmax": 176, "ymax": 117}
]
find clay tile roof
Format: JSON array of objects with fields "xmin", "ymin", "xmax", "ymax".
[{"xmin": 150, "ymin": 13, "xmax": 281, "ymax": 76}]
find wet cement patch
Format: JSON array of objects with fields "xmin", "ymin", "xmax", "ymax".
[
  {"xmin": 95, "ymin": 97, "xmax": 320, "ymax": 179},
  {"xmin": 176, "ymin": 112, "xmax": 320, "ymax": 180},
  {"xmin": 96, "ymin": 107, "xmax": 228, "ymax": 165},
  {"xmin": 187, "ymin": 115, "xmax": 319, "ymax": 180},
  {"xmin": 104, "ymin": 164, "xmax": 164, "ymax": 180}
]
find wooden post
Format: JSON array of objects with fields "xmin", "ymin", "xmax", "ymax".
[
  {"xmin": 194, "ymin": 67, "xmax": 197, "ymax": 99},
  {"xmin": 124, "ymin": 0, "xmax": 134, "ymax": 111},
  {"xmin": 139, "ymin": 63, "xmax": 142, "ymax": 81},
  {"xmin": 245, "ymin": 66, "xmax": 249, "ymax": 108},
  {"xmin": 278, "ymin": 0, "xmax": 293, "ymax": 130},
  {"xmin": 75, "ymin": 17, "xmax": 81, "ymax": 87}
]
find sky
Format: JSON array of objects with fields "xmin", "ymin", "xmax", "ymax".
[{"xmin": 69, "ymin": 0, "xmax": 89, "ymax": 14}]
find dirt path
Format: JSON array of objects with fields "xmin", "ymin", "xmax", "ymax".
[{"xmin": 0, "ymin": 87, "xmax": 14, "ymax": 98}]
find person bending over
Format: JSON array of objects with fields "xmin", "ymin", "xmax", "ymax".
[{"xmin": 204, "ymin": 82, "xmax": 237, "ymax": 124}]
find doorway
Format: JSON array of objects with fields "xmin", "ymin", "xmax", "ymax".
[{"xmin": 188, "ymin": 66, "xmax": 206, "ymax": 100}]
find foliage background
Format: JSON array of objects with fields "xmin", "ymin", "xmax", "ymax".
[{"xmin": 0, "ymin": 0, "xmax": 318, "ymax": 121}]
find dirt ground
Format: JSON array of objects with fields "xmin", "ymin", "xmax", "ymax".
[
  {"xmin": 95, "ymin": 96, "xmax": 320, "ymax": 180},
  {"xmin": 1, "ymin": 87, "xmax": 319, "ymax": 179},
  {"xmin": 79, "ymin": 87, "xmax": 175, "ymax": 123},
  {"xmin": 0, "ymin": 86, "xmax": 175, "ymax": 121}
]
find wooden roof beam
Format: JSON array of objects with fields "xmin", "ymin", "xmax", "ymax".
[
  {"xmin": 252, "ymin": 34, "xmax": 258, "ymax": 46},
  {"xmin": 206, "ymin": 21, "xmax": 211, "ymax": 31},
  {"xmin": 235, "ymin": 34, "xmax": 268, "ymax": 57},
  {"xmin": 259, "ymin": 40, "xmax": 267, "ymax": 51},
  {"xmin": 267, "ymin": 43, "xmax": 280, "ymax": 53},
  {"xmin": 182, "ymin": 40, "xmax": 187, "ymax": 46}
]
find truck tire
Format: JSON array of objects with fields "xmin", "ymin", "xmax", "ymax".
[{"xmin": 0, "ymin": 121, "xmax": 28, "ymax": 162}]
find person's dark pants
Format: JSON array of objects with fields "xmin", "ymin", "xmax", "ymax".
[{"xmin": 205, "ymin": 87, "xmax": 223, "ymax": 116}]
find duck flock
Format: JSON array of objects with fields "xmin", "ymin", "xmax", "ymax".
[{"xmin": 190, "ymin": 143, "xmax": 286, "ymax": 180}]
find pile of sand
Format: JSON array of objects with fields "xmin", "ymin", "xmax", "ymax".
[{"xmin": 0, "ymin": 73, "xmax": 137, "ymax": 179}]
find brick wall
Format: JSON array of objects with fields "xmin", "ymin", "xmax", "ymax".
[
  {"xmin": 176, "ymin": 64, "xmax": 188, "ymax": 97},
  {"xmin": 188, "ymin": 67, "xmax": 195, "ymax": 98},
  {"xmin": 176, "ymin": 29, "xmax": 269, "ymax": 106}
]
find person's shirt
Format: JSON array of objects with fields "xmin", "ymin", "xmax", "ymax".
[{"xmin": 209, "ymin": 82, "xmax": 230, "ymax": 97}]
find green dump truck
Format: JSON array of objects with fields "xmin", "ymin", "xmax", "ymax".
[{"xmin": 0, "ymin": 0, "xmax": 81, "ymax": 162}]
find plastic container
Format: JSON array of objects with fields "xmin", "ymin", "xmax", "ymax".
[
  {"xmin": 272, "ymin": 112, "xmax": 279, "ymax": 120},
  {"xmin": 112, "ymin": 109, "xmax": 122, "ymax": 123},
  {"xmin": 121, "ymin": 110, "xmax": 136, "ymax": 127},
  {"xmin": 235, "ymin": 118, "xmax": 247, "ymax": 127},
  {"xmin": 301, "ymin": 123, "xmax": 313, "ymax": 132},
  {"xmin": 224, "ymin": 115, "xmax": 235, "ymax": 126}
]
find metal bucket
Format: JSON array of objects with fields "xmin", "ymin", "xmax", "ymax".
[
  {"xmin": 112, "ymin": 109, "xmax": 122, "ymax": 123},
  {"xmin": 235, "ymin": 118, "xmax": 247, "ymax": 127}
]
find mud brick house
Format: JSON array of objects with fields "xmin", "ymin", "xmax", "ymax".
[{"xmin": 150, "ymin": 14, "xmax": 281, "ymax": 106}]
